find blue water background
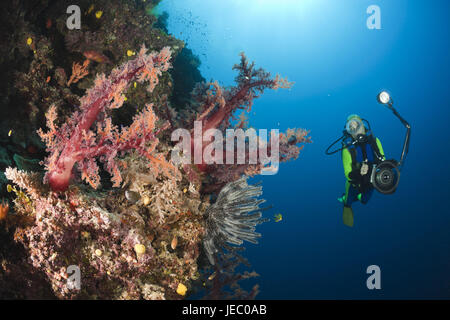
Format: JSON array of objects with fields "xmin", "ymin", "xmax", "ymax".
[{"xmin": 156, "ymin": 0, "xmax": 450, "ymax": 299}]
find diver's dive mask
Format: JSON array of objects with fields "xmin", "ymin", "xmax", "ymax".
[
  {"xmin": 345, "ymin": 116, "xmax": 368, "ymax": 143},
  {"xmin": 345, "ymin": 117, "xmax": 364, "ymax": 136},
  {"xmin": 325, "ymin": 116, "xmax": 371, "ymax": 155}
]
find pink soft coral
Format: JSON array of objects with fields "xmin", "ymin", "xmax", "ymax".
[{"xmin": 38, "ymin": 45, "xmax": 179, "ymax": 191}]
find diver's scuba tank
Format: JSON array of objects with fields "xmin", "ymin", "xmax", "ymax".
[{"xmin": 325, "ymin": 91, "xmax": 411, "ymax": 195}]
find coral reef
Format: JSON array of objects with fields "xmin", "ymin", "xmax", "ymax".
[
  {"xmin": 0, "ymin": 0, "xmax": 311, "ymax": 300},
  {"xmin": 4, "ymin": 166, "xmax": 206, "ymax": 299}
]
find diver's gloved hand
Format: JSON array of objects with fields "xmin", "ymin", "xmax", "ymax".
[
  {"xmin": 349, "ymin": 170, "xmax": 363, "ymax": 185},
  {"xmin": 360, "ymin": 162, "xmax": 369, "ymax": 176}
]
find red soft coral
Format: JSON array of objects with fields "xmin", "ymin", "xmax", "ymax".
[
  {"xmin": 38, "ymin": 45, "xmax": 179, "ymax": 192},
  {"xmin": 186, "ymin": 53, "xmax": 311, "ymax": 191},
  {"xmin": 193, "ymin": 53, "xmax": 293, "ymax": 135}
]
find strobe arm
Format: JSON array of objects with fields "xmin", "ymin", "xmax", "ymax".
[{"xmin": 387, "ymin": 102, "xmax": 410, "ymax": 168}]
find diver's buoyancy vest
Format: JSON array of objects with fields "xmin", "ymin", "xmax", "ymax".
[{"xmin": 347, "ymin": 135, "xmax": 383, "ymax": 168}]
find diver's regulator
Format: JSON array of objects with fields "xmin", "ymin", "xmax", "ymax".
[{"xmin": 326, "ymin": 91, "xmax": 411, "ymax": 195}]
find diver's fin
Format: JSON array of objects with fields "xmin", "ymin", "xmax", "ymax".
[
  {"xmin": 343, "ymin": 206, "xmax": 354, "ymax": 227},
  {"xmin": 337, "ymin": 193, "xmax": 346, "ymax": 204}
]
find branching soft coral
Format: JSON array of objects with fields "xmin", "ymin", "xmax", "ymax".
[
  {"xmin": 67, "ymin": 59, "xmax": 90, "ymax": 86},
  {"xmin": 193, "ymin": 52, "xmax": 293, "ymax": 134},
  {"xmin": 37, "ymin": 45, "xmax": 180, "ymax": 191},
  {"xmin": 186, "ymin": 53, "xmax": 311, "ymax": 190}
]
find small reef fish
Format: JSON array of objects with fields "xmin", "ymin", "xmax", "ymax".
[
  {"xmin": 208, "ymin": 272, "xmax": 216, "ymax": 281},
  {"xmin": 83, "ymin": 50, "xmax": 111, "ymax": 64},
  {"xmin": 273, "ymin": 213, "xmax": 282, "ymax": 222},
  {"xmin": 171, "ymin": 236, "xmax": 178, "ymax": 250},
  {"xmin": 26, "ymin": 37, "xmax": 36, "ymax": 51}
]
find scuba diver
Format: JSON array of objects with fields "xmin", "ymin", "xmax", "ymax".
[
  {"xmin": 337, "ymin": 114, "xmax": 385, "ymax": 227},
  {"xmin": 326, "ymin": 91, "xmax": 411, "ymax": 227}
]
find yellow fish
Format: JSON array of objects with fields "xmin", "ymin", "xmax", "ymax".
[
  {"xmin": 273, "ymin": 213, "xmax": 282, "ymax": 222},
  {"xmin": 95, "ymin": 10, "xmax": 103, "ymax": 19}
]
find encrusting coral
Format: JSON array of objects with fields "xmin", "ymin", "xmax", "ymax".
[{"xmin": 4, "ymin": 166, "xmax": 206, "ymax": 299}]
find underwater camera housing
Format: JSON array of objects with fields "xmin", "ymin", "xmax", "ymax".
[
  {"xmin": 372, "ymin": 91, "xmax": 411, "ymax": 194},
  {"xmin": 370, "ymin": 160, "xmax": 400, "ymax": 194}
]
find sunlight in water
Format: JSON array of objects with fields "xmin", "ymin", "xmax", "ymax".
[
  {"xmin": 236, "ymin": 0, "xmax": 320, "ymax": 16},
  {"xmin": 225, "ymin": 0, "xmax": 328, "ymax": 36}
]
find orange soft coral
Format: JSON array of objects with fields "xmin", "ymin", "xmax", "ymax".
[{"xmin": 67, "ymin": 59, "xmax": 90, "ymax": 86}]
